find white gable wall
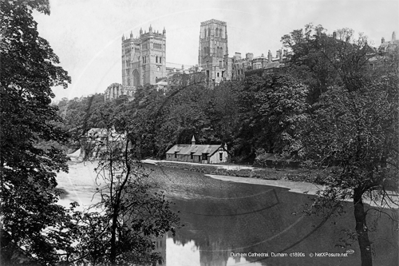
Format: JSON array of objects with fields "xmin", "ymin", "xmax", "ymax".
[{"xmin": 209, "ymin": 150, "xmax": 228, "ymax": 164}]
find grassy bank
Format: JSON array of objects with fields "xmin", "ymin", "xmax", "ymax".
[{"xmin": 153, "ymin": 161, "xmax": 323, "ymax": 184}]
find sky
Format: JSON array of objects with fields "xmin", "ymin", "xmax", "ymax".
[{"xmin": 32, "ymin": 0, "xmax": 399, "ymax": 101}]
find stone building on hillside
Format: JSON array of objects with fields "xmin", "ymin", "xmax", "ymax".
[
  {"xmin": 104, "ymin": 83, "xmax": 134, "ymax": 101},
  {"xmin": 166, "ymin": 65, "xmax": 207, "ymax": 88},
  {"xmin": 121, "ymin": 26, "xmax": 167, "ymax": 91},
  {"xmin": 378, "ymin": 31, "xmax": 398, "ymax": 54},
  {"xmin": 231, "ymin": 49, "xmax": 287, "ymax": 80}
]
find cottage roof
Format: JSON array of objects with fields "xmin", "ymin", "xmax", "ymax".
[
  {"xmin": 87, "ymin": 127, "xmax": 125, "ymax": 141},
  {"xmin": 166, "ymin": 144, "xmax": 223, "ymax": 156}
]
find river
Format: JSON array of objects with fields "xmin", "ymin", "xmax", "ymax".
[{"xmin": 56, "ymin": 160, "xmax": 398, "ymax": 266}]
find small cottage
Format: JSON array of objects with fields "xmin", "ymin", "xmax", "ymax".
[
  {"xmin": 166, "ymin": 136, "xmax": 228, "ymax": 164},
  {"xmin": 80, "ymin": 127, "xmax": 126, "ymax": 159}
]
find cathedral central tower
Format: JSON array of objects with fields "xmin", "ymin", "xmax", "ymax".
[{"xmin": 198, "ymin": 19, "xmax": 228, "ymax": 84}]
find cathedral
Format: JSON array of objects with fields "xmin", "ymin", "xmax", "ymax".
[
  {"xmin": 121, "ymin": 25, "xmax": 166, "ymax": 89},
  {"xmin": 105, "ymin": 19, "xmax": 288, "ymax": 101}
]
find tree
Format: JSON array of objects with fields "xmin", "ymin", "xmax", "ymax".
[
  {"xmin": 233, "ymin": 73, "xmax": 308, "ymax": 162},
  {"xmin": 203, "ymin": 81, "xmax": 241, "ymax": 147},
  {"xmin": 291, "ymin": 26, "xmax": 399, "ymax": 266},
  {"xmin": 0, "ymin": 0, "xmax": 75, "ymax": 264},
  {"xmin": 281, "ymin": 24, "xmax": 372, "ymax": 104},
  {"xmin": 70, "ymin": 114, "xmax": 179, "ymax": 265}
]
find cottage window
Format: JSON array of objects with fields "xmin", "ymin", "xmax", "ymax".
[
  {"xmin": 190, "ymin": 152, "xmax": 194, "ymax": 159},
  {"xmin": 202, "ymin": 153, "xmax": 208, "ymax": 161},
  {"xmin": 174, "ymin": 152, "xmax": 177, "ymax": 158},
  {"xmin": 219, "ymin": 152, "xmax": 223, "ymax": 161}
]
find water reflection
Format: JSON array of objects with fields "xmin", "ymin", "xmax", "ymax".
[
  {"xmin": 146, "ymin": 166, "xmax": 398, "ymax": 266},
  {"xmin": 56, "ymin": 162, "xmax": 398, "ymax": 266},
  {"xmin": 164, "ymin": 237, "xmax": 263, "ymax": 266}
]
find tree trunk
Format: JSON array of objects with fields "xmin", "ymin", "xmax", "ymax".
[
  {"xmin": 110, "ymin": 205, "xmax": 118, "ymax": 265},
  {"xmin": 353, "ymin": 187, "xmax": 373, "ymax": 266}
]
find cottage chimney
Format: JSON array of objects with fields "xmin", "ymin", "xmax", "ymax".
[{"xmin": 191, "ymin": 136, "xmax": 196, "ymax": 145}]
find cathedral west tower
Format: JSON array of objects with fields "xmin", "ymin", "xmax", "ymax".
[
  {"xmin": 198, "ymin": 19, "xmax": 228, "ymax": 85},
  {"xmin": 122, "ymin": 25, "xmax": 166, "ymax": 90}
]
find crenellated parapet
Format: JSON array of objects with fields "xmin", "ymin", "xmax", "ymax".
[{"xmin": 200, "ymin": 19, "xmax": 226, "ymax": 26}]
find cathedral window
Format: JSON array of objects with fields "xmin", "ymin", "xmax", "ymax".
[
  {"xmin": 159, "ymin": 57, "xmax": 162, "ymax": 63},
  {"xmin": 216, "ymin": 28, "xmax": 219, "ymax": 37},
  {"xmin": 156, "ymin": 56, "xmax": 158, "ymax": 63},
  {"xmin": 153, "ymin": 43, "xmax": 162, "ymax": 49}
]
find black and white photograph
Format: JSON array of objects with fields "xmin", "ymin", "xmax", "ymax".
[{"xmin": 1, "ymin": 0, "xmax": 398, "ymax": 265}]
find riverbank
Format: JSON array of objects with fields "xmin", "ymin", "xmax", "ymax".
[
  {"xmin": 208, "ymin": 174, "xmax": 322, "ymax": 195},
  {"xmin": 142, "ymin": 159, "xmax": 399, "ymax": 207},
  {"xmin": 142, "ymin": 159, "xmax": 315, "ymax": 181},
  {"xmin": 143, "ymin": 159, "xmax": 323, "ymax": 196}
]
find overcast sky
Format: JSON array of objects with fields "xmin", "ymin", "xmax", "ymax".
[{"xmin": 32, "ymin": 0, "xmax": 398, "ymax": 100}]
